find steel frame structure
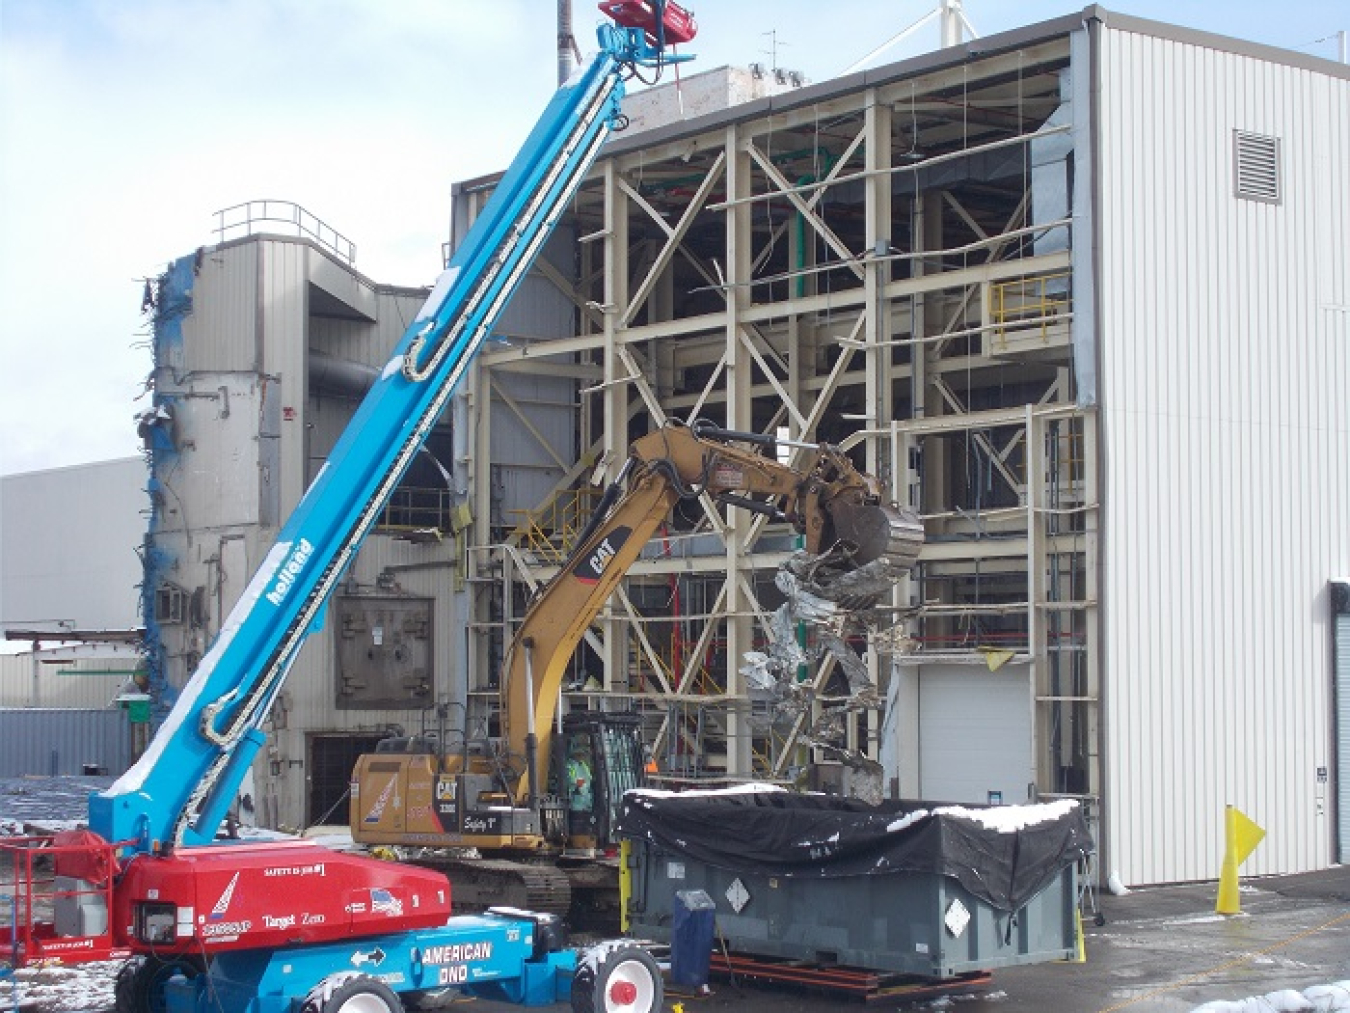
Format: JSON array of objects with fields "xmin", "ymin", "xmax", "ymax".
[{"xmin": 460, "ymin": 33, "xmax": 1099, "ymax": 802}]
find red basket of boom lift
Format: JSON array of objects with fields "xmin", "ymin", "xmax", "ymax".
[
  {"xmin": 0, "ymin": 831, "xmax": 131, "ymax": 972},
  {"xmin": 599, "ymin": 1, "xmax": 698, "ymax": 45}
]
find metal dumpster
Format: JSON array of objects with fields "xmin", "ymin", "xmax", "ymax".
[{"xmin": 619, "ymin": 787, "xmax": 1091, "ymax": 979}]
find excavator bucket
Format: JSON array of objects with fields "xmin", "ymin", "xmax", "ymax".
[{"xmin": 829, "ymin": 500, "xmax": 925, "ymax": 573}]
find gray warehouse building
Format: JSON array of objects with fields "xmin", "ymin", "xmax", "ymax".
[{"xmin": 134, "ymin": 7, "xmax": 1348, "ymax": 887}]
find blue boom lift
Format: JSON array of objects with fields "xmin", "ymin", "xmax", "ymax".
[{"xmin": 1, "ymin": 5, "xmax": 696, "ymax": 1013}]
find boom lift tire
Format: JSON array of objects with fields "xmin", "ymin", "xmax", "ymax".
[
  {"xmin": 113, "ymin": 954, "xmax": 205, "ymax": 1013},
  {"xmin": 571, "ymin": 942, "xmax": 663, "ymax": 1013},
  {"xmin": 300, "ymin": 973, "xmax": 404, "ymax": 1013}
]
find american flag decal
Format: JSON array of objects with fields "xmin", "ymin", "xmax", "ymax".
[{"xmin": 370, "ymin": 887, "xmax": 403, "ymax": 917}]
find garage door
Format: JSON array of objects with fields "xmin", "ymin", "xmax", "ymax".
[
  {"xmin": 1334, "ymin": 583, "xmax": 1350, "ymax": 864},
  {"xmin": 918, "ymin": 663, "xmax": 1034, "ymax": 805},
  {"xmin": 308, "ymin": 733, "xmax": 387, "ymax": 827}
]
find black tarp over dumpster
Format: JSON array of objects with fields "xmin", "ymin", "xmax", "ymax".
[{"xmin": 618, "ymin": 788, "xmax": 1093, "ymax": 913}]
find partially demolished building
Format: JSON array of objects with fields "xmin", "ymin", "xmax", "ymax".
[{"xmin": 140, "ymin": 8, "xmax": 1349, "ymax": 887}]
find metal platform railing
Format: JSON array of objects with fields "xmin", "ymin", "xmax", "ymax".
[
  {"xmin": 213, "ymin": 200, "xmax": 356, "ymax": 264},
  {"xmin": 0, "ymin": 833, "xmax": 130, "ymax": 971}
]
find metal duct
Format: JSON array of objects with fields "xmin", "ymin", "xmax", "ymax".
[
  {"xmin": 309, "ymin": 350, "xmax": 379, "ymax": 399},
  {"xmin": 1031, "ymin": 71, "xmax": 1074, "ymax": 260}
]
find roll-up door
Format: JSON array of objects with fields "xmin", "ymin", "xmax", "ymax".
[
  {"xmin": 918, "ymin": 663, "xmax": 1034, "ymax": 805},
  {"xmin": 1333, "ymin": 583, "xmax": 1350, "ymax": 865}
]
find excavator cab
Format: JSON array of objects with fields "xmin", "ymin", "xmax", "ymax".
[{"xmin": 551, "ymin": 711, "xmax": 646, "ymax": 855}]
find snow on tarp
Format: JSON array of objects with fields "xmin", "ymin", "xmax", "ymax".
[{"xmin": 618, "ymin": 786, "xmax": 1093, "ymax": 913}]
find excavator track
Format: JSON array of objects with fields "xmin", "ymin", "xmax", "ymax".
[
  {"xmin": 556, "ymin": 854, "xmax": 624, "ymax": 932},
  {"xmin": 403, "ymin": 855, "xmax": 573, "ymax": 918}
]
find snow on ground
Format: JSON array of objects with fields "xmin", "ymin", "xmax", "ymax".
[
  {"xmin": 2, "ymin": 960, "xmax": 118, "ymax": 1013},
  {"xmin": 0, "ymin": 776, "xmax": 112, "ymax": 833},
  {"xmin": 1189, "ymin": 983, "xmax": 1350, "ymax": 1011}
]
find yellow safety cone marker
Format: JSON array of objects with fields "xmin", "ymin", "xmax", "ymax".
[{"xmin": 1215, "ymin": 804, "xmax": 1265, "ymax": 915}]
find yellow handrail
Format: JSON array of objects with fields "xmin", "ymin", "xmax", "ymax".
[
  {"xmin": 505, "ymin": 487, "xmax": 602, "ymax": 562},
  {"xmin": 990, "ymin": 271, "xmax": 1071, "ymax": 346}
]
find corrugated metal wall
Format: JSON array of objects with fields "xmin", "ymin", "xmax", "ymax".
[
  {"xmin": 177, "ymin": 240, "xmax": 259, "ymax": 373},
  {"xmin": 257, "ymin": 533, "xmax": 459, "ymax": 828},
  {"xmin": 261, "ymin": 241, "xmax": 310, "ymax": 518},
  {"xmin": 484, "ymin": 230, "xmax": 579, "ymax": 522},
  {"xmin": 0, "ymin": 654, "xmax": 141, "ymax": 709},
  {"xmin": 0, "ymin": 709, "xmax": 131, "ymax": 777},
  {"xmin": 278, "ymin": 534, "xmax": 459, "ymax": 738},
  {"xmin": 1097, "ymin": 27, "xmax": 1350, "ymax": 884}
]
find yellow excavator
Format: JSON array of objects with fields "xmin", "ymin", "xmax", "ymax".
[{"xmin": 350, "ymin": 419, "xmax": 924, "ymax": 926}]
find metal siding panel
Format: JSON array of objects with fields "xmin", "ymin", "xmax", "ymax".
[
  {"xmin": 0, "ymin": 459, "xmax": 144, "ymax": 631},
  {"xmin": 309, "ymin": 285, "xmax": 422, "ymax": 372},
  {"xmin": 0, "ymin": 709, "xmax": 131, "ymax": 777},
  {"xmin": 36, "ymin": 657, "xmax": 140, "ymax": 710},
  {"xmin": 1099, "ymin": 28, "xmax": 1350, "ymax": 885},
  {"xmin": 260, "ymin": 242, "xmax": 310, "ymax": 516},
  {"xmin": 305, "ymin": 287, "xmax": 425, "ymax": 476},
  {"xmin": 489, "ymin": 371, "xmax": 577, "ymax": 516},
  {"xmin": 182, "ymin": 242, "xmax": 260, "ymax": 372},
  {"xmin": 173, "ymin": 376, "xmax": 264, "ymax": 531}
]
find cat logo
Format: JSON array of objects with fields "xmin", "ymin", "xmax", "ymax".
[{"xmin": 576, "ymin": 527, "xmax": 632, "ymax": 584}]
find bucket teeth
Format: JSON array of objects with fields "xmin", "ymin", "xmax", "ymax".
[{"xmin": 831, "ymin": 502, "xmax": 924, "ymax": 572}]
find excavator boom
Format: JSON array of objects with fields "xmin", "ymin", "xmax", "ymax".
[
  {"xmin": 499, "ymin": 420, "xmax": 922, "ymax": 796},
  {"xmin": 351, "ymin": 419, "xmax": 921, "ymax": 925}
]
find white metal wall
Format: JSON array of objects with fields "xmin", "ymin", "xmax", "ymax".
[
  {"xmin": 154, "ymin": 236, "xmax": 450, "ymax": 830},
  {"xmin": 0, "ymin": 459, "xmax": 145, "ymax": 631},
  {"xmin": 0, "ymin": 653, "xmax": 141, "ymax": 709},
  {"xmin": 1096, "ymin": 27, "xmax": 1350, "ymax": 884},
  {"xmin": 262, "ymin": 532, "xmax": 458, "ymax": 829}
]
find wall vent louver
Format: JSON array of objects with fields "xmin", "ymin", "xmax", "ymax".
[{"xmin": 1233, "ymin": 130, "xmax": 1281, "ymax": 204}]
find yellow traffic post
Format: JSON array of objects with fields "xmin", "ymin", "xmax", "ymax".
[{"xmin": 1215, "ymin": 805, "xmax": 1265, "ymax": 915}]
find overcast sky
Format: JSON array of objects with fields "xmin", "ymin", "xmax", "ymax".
[{"xmin": 1, "ymin": 0, "xmax": 1344, "ymax": 477}]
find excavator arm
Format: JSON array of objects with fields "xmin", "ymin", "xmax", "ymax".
[{"xmin": 502, "ymin": 420, "xmax": 923, "ymax": 804}]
